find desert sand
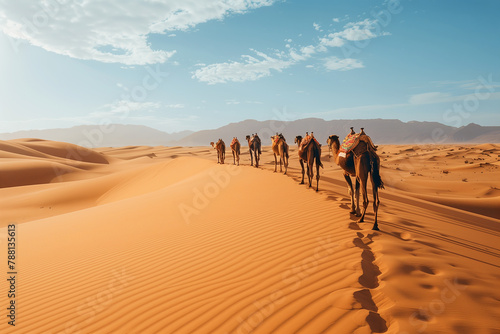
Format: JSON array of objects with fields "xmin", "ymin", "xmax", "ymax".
[{"xmin": 0, "ymin": 138, "xmax": 499, "ymax": 333}]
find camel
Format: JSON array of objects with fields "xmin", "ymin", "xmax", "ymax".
[
  {"xmin": 245, "ymin": 134, "xmax": 261, "ymax": 167},
  {"xmin": 271, "ymin": 133, "xmax": 289, "ymax": 174},
  {"xmin": 211, "ymin": 139, "xmax": 225, "ymax": 164},
  {"xmin": 329, "ymin": 128, "xmax": 384, "ymax": 230},
  {"xmin": 326, "ymin": 136, "xmax": 335, "ymax": 157},
  {"xmin": 296, "ymin": 134, "xmax": 323, "ymax": 191},
  {"xmin": 230, "ymin": 137, "xmax": 241, "ymax": 166}
]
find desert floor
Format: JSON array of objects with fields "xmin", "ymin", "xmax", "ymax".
[{"xmin": 0, "ymin": 139, "xmax": 499, "ymax": 334}]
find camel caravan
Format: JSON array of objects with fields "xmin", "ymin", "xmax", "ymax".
[{"xmin": 211, "ymin": 128, "xmax": 384, "ymax": 230}]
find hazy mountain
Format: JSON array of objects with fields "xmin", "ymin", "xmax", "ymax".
[
  {"xmin": 173, "ymin": 118, "xmax": 500, "ymax": 146},
  {"xmin": 450, "ymin": 123, "xmax": 500, "ymax": 143},
  {"xmin": 0, "ymin": 124, "xmax": 193, "ymax": 147},
  {"xmin": 1, "ymin": 120, "xmax": 498, "ymax": 147}
]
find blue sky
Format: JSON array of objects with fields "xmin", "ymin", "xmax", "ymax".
[{"xmin": 1, "ymin": 0, "xmax": 499, "ymax": 134}]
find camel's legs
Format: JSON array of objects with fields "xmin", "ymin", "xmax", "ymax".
[
  {"xmin": 315, "ymin": 160, "xmax": 320, "ymax": 192},
  {"xmin": 255, "ymin": 150, "xmax": 259, "ymax": 168},
  {"xmin": 306, "ymin": 164, "xmax": 311, "ymax": 187},
  {"xmin": 355, "ymin": 179, "xmax": 361, "ymax": 216},
  {"xmin": 357, "ymin": 174, "xmax": 369, "ymax": 223},
  {"xmin": 284, "ymin": 156, "xmax": 287, "ymax": 175},
  {"xmin": 371, "ymin": 174, "xmax": 380, "ymax": 230},
  {"xmin": 344, "ymin": 174, "xmax": 356, "ymax": 214},
  {"xmin": 284, "ymin": 150, "xmax": 288, "ymax": 175},
  {"xmin": 300, "ymin": 159, "xmax": 305, "ymax": 184},
  {"xmin": 274, "ymin": 154, "xmax": 277, "ymax": 172},
  {"xmin": 309, "ymin": 161, "xmax": 314, "ymax": 188},
  {"xmin": 249, "ymin": 149, "xmax": 253, "ymax": 166}
]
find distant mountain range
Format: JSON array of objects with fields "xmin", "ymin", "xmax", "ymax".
[
  {"xmin": 0, "ymin": 124, "xmax": 193, "ymax": 147},
  {"xmin": 1, "ymin": 119, "xmax": 499, "ymax": 147}
]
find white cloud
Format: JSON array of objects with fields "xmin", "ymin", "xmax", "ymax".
[
  {"xmin": 409, "ymin": 91, "xmax": 500, "ymax": 105},
  {"xmin": 192, "ymin": 50, "xmax": 293, "ymax": 84},
  {"xmin": 319, "ymin": 35, "xmax": 345, "ymax": 47},
  {"xmin": 313, "ymin": 22, "xmax": 321, "ymax": 31},
  {"xmin": 432, "ymin": 79, "xmax": 500, "ymax": 91},
  {"xmin": 289, "ymin": 49, "xmax": 308, "ymax": 62},
  {"xmin": 165, "ymin": 103, "xmax": 185, "ymax": 109},
  {"xmin": 319, "ymin": 19, "xmax": 389, "ymax": 48},
  {"xmin": 193, "ymin": 17, "xmax": 390, "ymax": 84},
  {"xmin": 409, "ymin": 92, "xmax": 454, "ymax": 105},
  {"xmin": 332, "ymin": 18, "xmax": 340, "ymax": 23},
  {"xmin": 324, "ymin": 57, "xmax": 364, "ymax": 71},
  {"xmin": 92, "ymin": 101, "xmax": 161, "ymax": 117},
  {"xmin": 301, "ymin": 45, "xmax": 317, "ymax": 57},
  {"xmin": 0, "ymin": 0, "xmax": 276, "ymax": 65}
]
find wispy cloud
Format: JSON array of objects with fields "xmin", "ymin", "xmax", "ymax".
[
  {"xmin": 0, "ymin": 0, "xmax": 277, "ymax": 65},
  {"xmin": 319, "ymin": 19, "xmax": 390, "ymax": 48},
  {"xmin": 432, "ymin": 79, "xmax": 500, "ymax": 91},
  {"xmin": 409, "ymin": 91, "xmax": 500, "ymax": 105},
  {"xmin": 165, "ymin": 103, "xmax": 185, "ymax": 109},
  {"xmin": 409, "ymin": 92, "xmax": 455, "ymax": 105},
  {"xmin": 324, "ymin": 57, "xmax": 364, "ymax": 71},
  {"xmin": 193, "ymin": 17, "xmax": 390, "ymax": 84},
  {"xmin": 225, "ymin": 99, "xmax": 263, "ymax": 105},
  {"xmin": 92, "ymin": 101, "xmax": 161, "ymax": 118},
  {"xmin": 192, "ymin": 50, "xmax": 293, "ymax": 84}
]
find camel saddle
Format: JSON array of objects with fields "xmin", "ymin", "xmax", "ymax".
[
  {"xmin": 339, "ymin": 133, "xmax": 377, "ymax": 158},
  {"xmin": 249, "ymin": 136, "xmax": 257, "ymax": 146},
  {"xmin": 230, "ymin": 138, "xmax": 239, "ymax": 148},
  {"xmin": 298, "ymin": 136, "xmax": 320, "ymax": 160},
  {"xmin": 249, "ymin": 136, "xmax": 262, "ymax": 153}
]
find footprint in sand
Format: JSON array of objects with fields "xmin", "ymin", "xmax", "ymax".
[
  {"xmin": 419, "ymin": 265, "xmax": 436, "ymax": 275},
  {"xmin": 351, "ymin": 234, "xmax": 389, "ymax": 333},
  {"xmin": 400, "ymin": 232, "xmax": 412, "ymax": 241}
]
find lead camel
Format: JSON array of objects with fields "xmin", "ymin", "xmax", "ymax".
[{"xmin": 329, "ymin": 128, "xmax": 384, "ymax": 230}]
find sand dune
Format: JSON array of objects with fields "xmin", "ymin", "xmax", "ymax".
[{"xmin": 0, "ymin": 139, "xmax": 499, "ymax": 333}]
